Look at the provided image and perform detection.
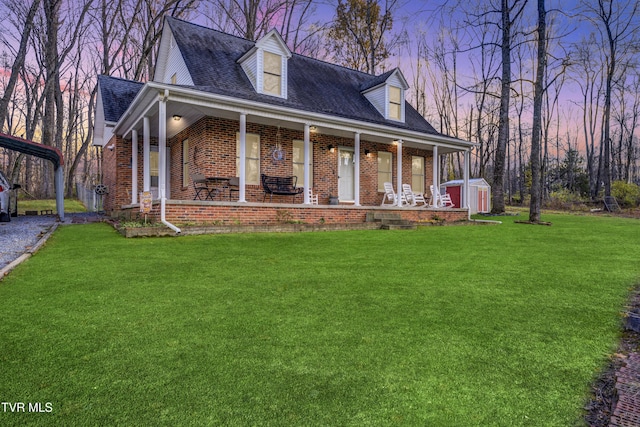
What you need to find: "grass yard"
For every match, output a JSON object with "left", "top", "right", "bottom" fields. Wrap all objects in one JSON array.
[
  {"left": 17, "top": 198, "right": 86, "bottom": 215},
  {"left": 0, "top": 214, "right": 639, "bottom": 426}
]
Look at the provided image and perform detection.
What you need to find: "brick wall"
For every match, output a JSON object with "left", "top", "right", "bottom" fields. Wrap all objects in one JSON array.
[
  {"left": 130, "top": 202, "right": 467, "bottom": 226},
  {"left": 159, "top": 116, "right": 436, "bottom": 205}
]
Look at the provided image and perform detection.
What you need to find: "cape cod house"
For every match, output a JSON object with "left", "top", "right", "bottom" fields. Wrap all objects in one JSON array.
[{"left": 94, "top": 17, "right": 474, "bottom": 232}]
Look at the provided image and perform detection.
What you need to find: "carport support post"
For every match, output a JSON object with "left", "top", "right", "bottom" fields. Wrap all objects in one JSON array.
[{"left": 55, "top": 166, "right": 64, "bottom": 221}]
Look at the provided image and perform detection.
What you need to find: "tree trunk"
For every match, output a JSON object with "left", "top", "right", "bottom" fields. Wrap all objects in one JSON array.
[
  {"left": 492, "top": 0, "right": 512, "bottom": 214},
  {"left": 529, "top": 0, "right": 546, "bottom": 223}
]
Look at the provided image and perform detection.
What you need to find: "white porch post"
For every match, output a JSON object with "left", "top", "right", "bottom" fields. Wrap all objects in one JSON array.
[
  {"left": 143, "top": 116, "right": 150, "bottom": 192},
  {"left": 432, "top": 145, "right": 439, "bottom": 207},
  {"left": 158, "top": 98, "right": 167, "bottom": 200},
  {"left": 396, "top": 139, "right": 403, "bottom": 206},
  {"left": 131, "top": 129, "right": 138, "bottom": 204},
  {"left": 354, "top": 132, "right": 360, "bottom": 206},
  {"left": 238, "top": 113, "right": 247, "bottom": 202},
  {"left": 463, "top": 149, "right": 470, "bottom": 209},
  {"left": 303, "top": 124, "right": 310, "bottom": 204}
]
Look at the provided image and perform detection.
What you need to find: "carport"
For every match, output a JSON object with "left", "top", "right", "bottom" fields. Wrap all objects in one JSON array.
[{"left": 0, "top": 133, "right": 65, "bottom": 221}]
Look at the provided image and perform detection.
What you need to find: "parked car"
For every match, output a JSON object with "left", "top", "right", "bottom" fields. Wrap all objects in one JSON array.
[{"left": 0, "top": 170, "right": 11, "bottom": 222}]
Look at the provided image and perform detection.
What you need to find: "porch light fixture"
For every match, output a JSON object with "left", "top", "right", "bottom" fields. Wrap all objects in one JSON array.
[
  {"left": 173, "top": 115, "right": 182, "bottom": 121},
  {"left": 328, "top": 144, "right": 335, "bottom": 153},
  {"left": 309, "top": 125, "right": 318, "bottom": 132},
  {"left": 364, "top": 149, "right": 371, "bottom": 157}
]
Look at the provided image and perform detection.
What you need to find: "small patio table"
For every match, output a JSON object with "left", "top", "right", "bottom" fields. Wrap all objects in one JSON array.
[{"left": 206, "top": 177, "right": 230, "bottom": 200}]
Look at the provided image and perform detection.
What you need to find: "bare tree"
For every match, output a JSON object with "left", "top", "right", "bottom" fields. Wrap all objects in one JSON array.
[
  {"left": 582, "top": 0, "right": 640, "bottom": 197},
  {"left": 327, "top": 0, "right": 398, "bottom": 74},
  {"left": 528, "top": 0, "right": 545, "bottom": 223},
  {"left": 0, "top": 0, "right": 41, "bottom": 132}
]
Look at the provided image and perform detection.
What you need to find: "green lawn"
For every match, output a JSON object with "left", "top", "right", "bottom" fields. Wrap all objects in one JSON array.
[
  {"left": 17, "top": 198, "right": 86, "bottom": 215},
  {"left": 0, "top": 214, "right": 639, "bottom": 426}
]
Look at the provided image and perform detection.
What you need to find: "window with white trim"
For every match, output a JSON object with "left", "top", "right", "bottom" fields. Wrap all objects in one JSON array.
[
  {"left": 236, "top": 133, "right": 260, "bottom": 185},
  {"left": 411, "top": 156, "right": 425, "bottom": 194},
  {"left": 377, "top": 151, "right": 392, "bottom": 191},
  {"left": 293, "top": 140, "right": 313, "bottom": 188},
  {"left": 263, "top": 51, "right": 282, "bottom": 96},
  {"left": 182, "top": 139, "right": 189, "bottom": 187},
  {"left": 150, "top": 147, "right": 159, "bottom": 187},
  {"left": 389, "top": 86, "right": 402, "bottom": 120}
]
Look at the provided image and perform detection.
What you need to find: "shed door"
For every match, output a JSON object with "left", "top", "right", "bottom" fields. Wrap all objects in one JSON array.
[
  {"left": 478, "top": 187, "right": 489, "bottom": 212},
  {"left": 447, "top": 185, "right": 461, "bottom": 208}
]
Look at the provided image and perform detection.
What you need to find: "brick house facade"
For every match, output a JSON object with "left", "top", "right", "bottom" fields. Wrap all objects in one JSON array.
[{"left": 94, "top": 17, "right": 473, "bottom": 229}]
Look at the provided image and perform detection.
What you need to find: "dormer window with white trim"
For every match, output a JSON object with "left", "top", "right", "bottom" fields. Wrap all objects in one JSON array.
[
  {"left": 388, "top": 86, "right": 402, "bottom": 121},
  {"left": 263, "top": 51, "right": 282, "bottom": 96},
  {"left": 362, "top": 68, "right": 409, "bottom": 123},
  {"left": 238, "top": 29, "right": 292, "bottom": 99}
]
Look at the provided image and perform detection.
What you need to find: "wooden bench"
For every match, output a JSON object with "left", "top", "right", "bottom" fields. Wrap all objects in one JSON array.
[{"left": 261, "top": 174, "right": 304, "bottom": 202}]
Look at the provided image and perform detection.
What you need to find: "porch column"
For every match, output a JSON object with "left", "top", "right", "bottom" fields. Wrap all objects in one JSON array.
[
  {"left": 354, "top": 132, "right": 360, "bottom": 206},
  {"left": 238, "top": 112, "right": 247, "bottom": 202},
  {"left": 463, "top": 149, "right": 470, "bottom": 209},
  {"left": 143, "top": 116, "right": 150, "bottom": 192},
  {"left": 396, "top": 139, "right": 403, "bottom": 207},
  {"left": 158, "top": 97, "right": 167, "bottom": 200},
  {"left": 131, "top": 129, "right": 138, "bottom": 204},
  {"left": 432, "top": 145, "right": 439, "bottom": 207},
  {"left": 303, "top": 124, "right": 310, "bottom": 204}
]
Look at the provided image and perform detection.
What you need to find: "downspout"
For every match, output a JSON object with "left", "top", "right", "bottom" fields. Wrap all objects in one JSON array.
[
  {"left": 161, "top": 198, "right": 180, "bottom": 233},
  {"left": 158, "top": 89, "right": 181, "bottom": 234}
]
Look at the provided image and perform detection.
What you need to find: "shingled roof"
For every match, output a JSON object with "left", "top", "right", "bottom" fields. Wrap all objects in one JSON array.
[
  {"left": 165, "top": 17, "right": 441, "bottom": 136},
  {"left": 98, "top": 75, "right": 144, "bottom": 123}
]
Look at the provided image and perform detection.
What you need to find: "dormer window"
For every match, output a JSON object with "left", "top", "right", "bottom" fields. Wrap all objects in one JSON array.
[
  {"left": 388, "top": 86, "right": 402, "bottom": 120},
  {"left": 361, "top": 68, "right": 409, "bottom": 123},
  {"left": 238, "top": 29, "right": 292, "bottom": 99},
  {"left": 263, "top": 51, "right": 282, "bottom": 96}
]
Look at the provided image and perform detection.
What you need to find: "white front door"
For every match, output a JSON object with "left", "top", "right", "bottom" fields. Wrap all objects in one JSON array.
[{"left": 338, "top": 148, "right": 354, "bottom": 201}]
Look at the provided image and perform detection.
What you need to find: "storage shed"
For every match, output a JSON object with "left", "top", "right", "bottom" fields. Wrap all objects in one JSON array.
[{"left": 441, "top": 178, "right": 491, "bottom": 214}]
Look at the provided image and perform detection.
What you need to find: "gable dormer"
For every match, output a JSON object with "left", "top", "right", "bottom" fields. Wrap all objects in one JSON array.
[
  {"left": 362, "top": 68, "right": 409, "bottom": 122},
  {"left": 154, "top": 20, "right": 195, "bottom": 86},
  {"left": 238, "top": 29, "right": 292, "bottom": 99}
]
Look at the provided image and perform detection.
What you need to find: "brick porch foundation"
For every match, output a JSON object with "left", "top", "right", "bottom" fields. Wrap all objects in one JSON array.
[{"left": 116, "top": 200, "right": 468, "bottom": 226}]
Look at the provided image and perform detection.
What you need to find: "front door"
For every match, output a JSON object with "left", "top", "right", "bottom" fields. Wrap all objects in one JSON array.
[{"left": 338, "top": 148, "right": 354, "bottom": 201}]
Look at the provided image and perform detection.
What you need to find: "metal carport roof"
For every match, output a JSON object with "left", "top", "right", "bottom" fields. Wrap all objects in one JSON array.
[{"left": 0, "top": 132, "right": 65, "bottom": 221}]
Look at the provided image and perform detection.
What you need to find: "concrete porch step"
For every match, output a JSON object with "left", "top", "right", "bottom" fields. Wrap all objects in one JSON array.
[
  {"left": 366, "top": 211, "right": 403, "bottom": 222},
  {"left": 367, "top": 211, "right": 416, "bottom": 230},
  {"left": 380, "top": 223, "right": 417, "bottom": 230}
]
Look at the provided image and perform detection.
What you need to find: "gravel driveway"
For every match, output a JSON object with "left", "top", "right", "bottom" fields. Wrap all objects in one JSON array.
[
  {"left": 0, "top": 216, "right": 58, "bottom": 270},
  {"left": 0, "top": 213, "right": 104, "bottom": 272}
]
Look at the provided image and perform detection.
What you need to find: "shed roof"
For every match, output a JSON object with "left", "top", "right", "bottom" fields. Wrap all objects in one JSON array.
[{"left": 442, "top": 178, "right": 490, "bottom": 187}]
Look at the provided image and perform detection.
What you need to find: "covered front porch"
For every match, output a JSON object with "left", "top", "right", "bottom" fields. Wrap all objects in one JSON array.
[{"left": 104, "top": 83, "right": 474, "bottom": 232}]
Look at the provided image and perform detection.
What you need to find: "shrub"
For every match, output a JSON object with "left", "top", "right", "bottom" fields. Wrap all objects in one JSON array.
[{"left": 611, "top": 181, "right": 640, "bottom": 207}]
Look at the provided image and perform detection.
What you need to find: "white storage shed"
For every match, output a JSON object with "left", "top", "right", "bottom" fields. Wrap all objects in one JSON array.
[{"left": 441, "top": 178, "right": 491, "bottom": 214}]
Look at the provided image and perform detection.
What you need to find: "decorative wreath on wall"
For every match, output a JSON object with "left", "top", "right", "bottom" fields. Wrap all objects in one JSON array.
[{"left": 270, "top": 126, "right": 285, "bottom": 163}]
